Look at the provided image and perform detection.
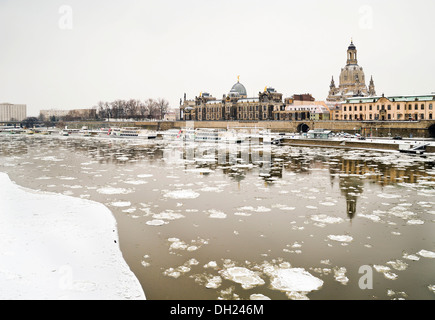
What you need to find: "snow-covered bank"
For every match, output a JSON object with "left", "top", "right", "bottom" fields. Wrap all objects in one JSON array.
[{"left": 0, "top": 172, "right": 145, "bottom": 300}]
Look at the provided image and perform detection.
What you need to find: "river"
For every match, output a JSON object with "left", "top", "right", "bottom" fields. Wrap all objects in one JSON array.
[{"left": 0, "top": 133, "right": 434, "bottom": 300}]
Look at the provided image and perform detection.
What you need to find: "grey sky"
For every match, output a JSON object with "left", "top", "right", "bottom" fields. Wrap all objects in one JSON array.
[{"left": 1, "top": 0, "right": 434, "bottom": 116}]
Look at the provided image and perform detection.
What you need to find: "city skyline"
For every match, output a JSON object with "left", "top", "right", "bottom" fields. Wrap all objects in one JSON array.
[{"left": 1, "top": 0, "right": 434, "bottom": 116}]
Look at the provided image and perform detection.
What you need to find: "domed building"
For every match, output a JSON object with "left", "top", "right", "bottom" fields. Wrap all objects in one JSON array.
[
  {"left": 228, "top": 77, "right": 247, "bottom": 98},
  {"left": 327, "top": 40, "right": 376, "bottom": 102}
]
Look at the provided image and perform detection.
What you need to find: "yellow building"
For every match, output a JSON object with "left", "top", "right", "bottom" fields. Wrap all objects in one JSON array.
[{"left": 341, "top": 94, "right": 435, "bottom": 121}]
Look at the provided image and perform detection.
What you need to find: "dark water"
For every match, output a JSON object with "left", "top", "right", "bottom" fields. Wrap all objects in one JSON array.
[{"left": 1, "top": 134, "right": 434, "bottom": 300}]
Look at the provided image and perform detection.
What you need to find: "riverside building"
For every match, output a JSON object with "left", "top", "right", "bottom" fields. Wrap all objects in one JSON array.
[
  {"left": 0, "top": 103, "right": 27, "bottom": 122},
  {"left": 180, "top": 77, "right": 326, "bottom": 122},
  {"left": 341, "top": 94, "right": 435, "bottom": 121}
]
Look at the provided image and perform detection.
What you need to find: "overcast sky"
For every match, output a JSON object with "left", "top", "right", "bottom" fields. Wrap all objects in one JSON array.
[{"left": 1, "top": 0, "right": 434, "bottom": 116}]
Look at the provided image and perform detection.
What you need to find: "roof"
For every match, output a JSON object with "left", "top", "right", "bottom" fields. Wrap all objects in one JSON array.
[
  {"left": 344, "top": 94, "right": 435, "bottom": 104},
  {"left": 230, "top": 81, "right": 247, "bottom": 96}
]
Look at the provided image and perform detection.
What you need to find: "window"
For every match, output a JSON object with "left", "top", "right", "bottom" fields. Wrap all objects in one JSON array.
[
  {"left": 409, "top": 104, "right": 412, "bottom": 110},
  {"left": 360, "top": 106, "right": 363, "bottom": 111},
  {"left": 369, "top": 105, "right": 372, "bottom": 111},
  {"left": 344, "top": 106, "right": 347, "bottom": 111},
  {"left": 397, "top": 104, "right": 400, "bottom": 110},
  {"left": 421, "top": 104, "right": 425, "bottom": 110},
  {"left": 397, "top": 114, "right": 402, "bottom": 120},
  {"left": 430, "top": 113, "right": 433, "bottom": 120},
  {"left": 420, "top": 114, "right": 424, "bottom": 120},
  {"left": 349, "top": 114, "right": 352, "bottom": 120},
  {"left": 377, "top": 105, "right": 380, "bottom": 111},
  {"left": 369, "top": 114, "right": 372, "bottom": 120},
  {"left": 429, "top": 104, "right": 433, "bottom": 110},
  {"left": 388, "top": 114, "right": 391, "bottom": 120},
  {"left": 415, "top": 104, "right": 418, "bottom": 110},
  {"left": 354, "top": 106, "right": 357, "bottom": 111},
  {"left": 387, "top": 105, "right": 391, "bottom": 110}
]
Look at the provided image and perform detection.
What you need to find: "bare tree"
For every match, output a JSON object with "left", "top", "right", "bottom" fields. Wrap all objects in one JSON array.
[
  {"left": 156, "top": 98, "right": 169, "bottom": 120},
  {"left": 139, "top": 101, "right": 148, "bottom": 120}
]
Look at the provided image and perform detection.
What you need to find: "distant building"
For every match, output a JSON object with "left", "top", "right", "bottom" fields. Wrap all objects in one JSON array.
[
  {"left": 340, "top": 94, "right": 435, "bottom": 121},
  {"left": 327, "top": 40, "right": 376, "bottom": 102},
  {"left": 40, "top": 109, "right": 70, "bottom": 119},
  {"left": 180, "top": 78, "right": 282, "bottom": 121},
  {"left": 40, "top": 108, "right": 96, "bottom": 120},
  {"left": 180, "top": 77, "right": 325, "bottom": 122},
  {"left": 0, "top": 103, "right": 27, "bottom": 122}
]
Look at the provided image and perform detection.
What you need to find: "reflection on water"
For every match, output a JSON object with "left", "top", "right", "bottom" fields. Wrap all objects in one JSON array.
[{"left": 1, "top": 134, "right": 435, "bottom": 300}]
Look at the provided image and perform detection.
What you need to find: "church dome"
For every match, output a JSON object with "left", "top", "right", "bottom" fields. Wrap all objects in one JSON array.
[
  {"left": 348, "top": 40, "right": 356, "bottom": 50},
  {"left": 230, "top": 81, "right": 247, "bottom": 97}
]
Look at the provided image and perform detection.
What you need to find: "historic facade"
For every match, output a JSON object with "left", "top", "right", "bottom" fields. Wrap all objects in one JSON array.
[
  {"left": 327, "top": 40, "right": 376, "bottom": 102},
  {"left": 341, "top": 94, "right": 435, "bottom": 121},
  {"left": 179, "top": 78, "right": 328, "bottom": 122},
  {"left": 180, "top": 78, "right": 282, "bottom": 121}
]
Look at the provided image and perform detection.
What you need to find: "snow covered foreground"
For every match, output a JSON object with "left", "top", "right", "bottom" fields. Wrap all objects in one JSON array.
[{"left": 0, "top": 172, "right": 145, "bottom": 300}]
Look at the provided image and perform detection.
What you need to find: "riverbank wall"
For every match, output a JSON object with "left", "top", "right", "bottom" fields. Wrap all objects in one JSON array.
[{"left": 63, "top": 119, "right": 435, "bottom": 138}]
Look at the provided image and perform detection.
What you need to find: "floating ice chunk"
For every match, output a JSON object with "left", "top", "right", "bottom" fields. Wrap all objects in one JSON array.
[
  {"left": 268, "top": 268, "right": 323, "bottom": 296},
  {"left": 204, "top": 261, "right": 218, "bottom": 269},
  {"left": 205, "top": 276, "right": 222, "bottom": 289},
  {"left": 124, "top": 180, "right": 148, "bottom": 185},
  {"left": 418, "top": 250, "right": 435, "bottom": 258},
  {"left": 145, "top": 219, "right": 166, "bottom": 226},
  {"left": 164, "top": 190, "right": 200, "bottom": 199},
  {"left": 152, "top": 211, "right": 185, "bottom": 220},
  {"left": 358, "top": 213, "right": 381, "bottom": 222},
  {"left": 250, "top": 294, "right": 271, "bottom": 300},
  {"left": 208, "top": 210, "right": 227, "bottom": 219},
  {"left": 333, "top": 267, "right": 349, "bottom": 285},
  {"left": 58, "top": 176, "right": 77, "bottom": 181},
  {"left": 220, "top": 267, "right": 265, "bottom": 290},
  {"left": 320, "top": 202, "right": 336, "bottom": 206},
  {"left": 137, "top": 174, "right": 153, "bottom": 178},
  {"left": 386, "top": 260, "right": 408, "bottom": 271},
  {"left": 377, "top": 193, "right": 401, "bottom": 199},
  {"left": 35, "top": 176, "right": 52, "bottom": 180},
  {"left": 402, "top": 253, "right": 420, "bottom": 261},
  {"left": 407, "top": 219, "right": 424, "bottom": 225},
  {"left": 306, "top": 205, "right": 317, "bottom": 210},
  {"left": 97, "top": 187, "right": 132, "bottom": 195},
  {"left": 40, "top": 156, "right": 63, "bottom": 162},
  {"left": 374, "top": 265, "right": 391, "bottom": 273},
  {"left": 110, "top": 201, "right": 131, "bottom": 207},
  {"left": 327, "top": 235, "right": 353, "bottom": 242},
  {"left": 200, "top": 186, "right": 223, "bottom": 192},
  {"left": 311, "top": 215, "right": 344, "bottom": 224}
]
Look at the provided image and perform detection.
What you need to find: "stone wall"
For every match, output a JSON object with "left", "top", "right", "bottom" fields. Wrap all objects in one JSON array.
[{"left": 62, "top": 119, "right": 435, "bottom": 138}]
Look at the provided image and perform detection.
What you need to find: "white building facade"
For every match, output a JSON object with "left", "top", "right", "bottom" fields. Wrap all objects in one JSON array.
[{"left": 0, "top": 103, "right": 27, "bottom": 122}]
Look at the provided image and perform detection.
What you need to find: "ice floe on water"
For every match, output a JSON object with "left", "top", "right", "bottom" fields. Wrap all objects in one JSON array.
[
  {"left": 418, "top": 249, "right": 435, "bottom": 258},
  {"left": 97, "top": 186, "right": 133, "bottom": 195},
  {"left": 311, "top": 214, "right": 344, "bottom": 225},
  {"left": 167, "top": 237, "right": 209, "bottom": 253},
  {"left": 207, "top": 209, "right": 227, "bottom": 219},
  {"left": 327, "top": 235, "right": 353, "bottom": 243},
  {"left": 110, "top": 201, "right": 131, "bottom": 207},
  {"left": 220, "top": 267, "right": 265, "bottom": 290},
  {"left": 264, "top": 264, "right": 324, "bottom": 300},
  {"left": 164, "top": 189, "right": 200, "bottom": 199},
  {"left": 146, "top": 219, "right": 166, "bottom": 226}
]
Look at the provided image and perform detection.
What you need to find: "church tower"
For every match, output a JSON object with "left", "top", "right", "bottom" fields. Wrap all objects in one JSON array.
[
  {"left": 327, "top": 40, "right": 376, "bottom": 102},
  {"left": 346, "top": 40, "right": 358, "bottom": 65},
  {"left": 368, "top": 75, "right": 376, "bottom": 96}
]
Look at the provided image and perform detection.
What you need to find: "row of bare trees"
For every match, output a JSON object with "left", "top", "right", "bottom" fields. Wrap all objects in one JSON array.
[{"left": 95, "top": 98, "right": 169, "bottom": 121}]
